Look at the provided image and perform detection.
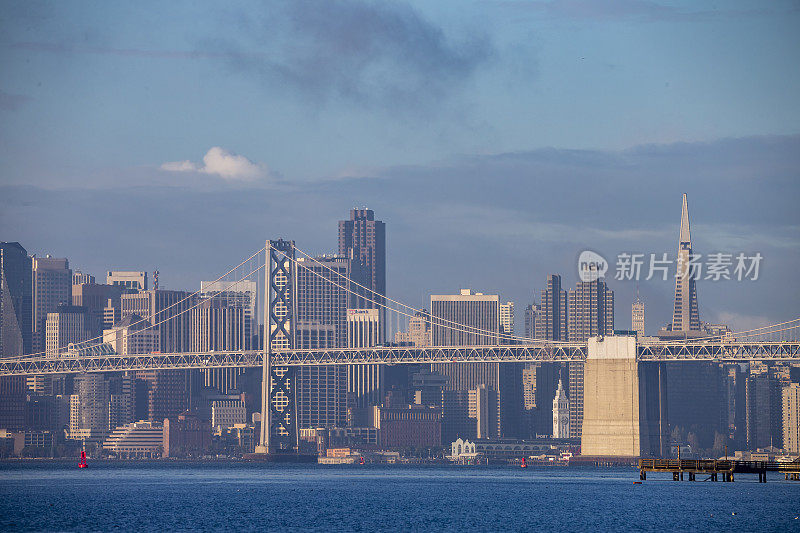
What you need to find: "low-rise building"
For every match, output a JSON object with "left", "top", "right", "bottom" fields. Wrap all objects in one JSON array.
[{"left": 103, "top": 420, "right": 164, "bottom": 458}]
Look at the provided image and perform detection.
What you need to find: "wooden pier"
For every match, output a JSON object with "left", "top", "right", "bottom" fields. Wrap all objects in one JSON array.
[{"left": 639, "top": 458, "right": 800, "bottom": 483}]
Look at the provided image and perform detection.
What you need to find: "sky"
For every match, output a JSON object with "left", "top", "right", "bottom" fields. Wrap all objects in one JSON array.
[{"left": 1, "top": 0, "right": 799, "bottom": 335}]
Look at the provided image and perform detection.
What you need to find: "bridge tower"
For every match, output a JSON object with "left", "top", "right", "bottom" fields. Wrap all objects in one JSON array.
[
  {"left": 256, "top": 239, "right": 299, "bottom": 454},
  {"left": 581, "top": 336, "right": 668, "bottom": 457}
]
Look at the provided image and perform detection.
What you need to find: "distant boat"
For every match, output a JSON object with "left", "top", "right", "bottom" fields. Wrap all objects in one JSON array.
[
  {"left": 78, "top": 451, "right": 88, "bottom": 469},
  {"left": 520, "top": 457, "right": 528, "bottom": 469}
]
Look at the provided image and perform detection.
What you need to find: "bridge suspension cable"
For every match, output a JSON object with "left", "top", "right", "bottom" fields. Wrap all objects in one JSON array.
[
  {"left": 286, "top": 243, "right": 560, "bottom": 345},
  {"left": 11, "top": 245, "right": 266, "bottom": 360}
]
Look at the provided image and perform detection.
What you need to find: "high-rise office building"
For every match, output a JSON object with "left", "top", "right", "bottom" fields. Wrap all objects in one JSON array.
[
  {"left": 567, "top": 279, "right": 614, "bottom": 438},
  {"left": 190, "top": 296, "right": 250, "bottom": 394},
  {"left": 338, "top": 209, "right": 386, "bottom": 333},
  {"left": 70, "top": 373, "right": 110, "bottom": 437},
  {"left": 746, "top": 367, "right": 782, "bottom": 450},
  {"left": 107, "top": 373, "right": 135, "bottom": 432},
  {"left": 406, "top": 310, "right": 430, "bottom": 347},
  {"left": 103, "top": 314, "right": 160, "bottom": 355},
  {"left": 121, "top": 290, "right": 193, "bottom": 353},
  {"left": 783, "top": 383, "right": 800, "bottom": 454},
  {"left": 670, "top": 194, "right": 700, "bottom": 333},
  {"left": 32, "top": 256, "right": 72, "bottom": 354},
  {"left": 72, "top": 283, "right": 126, "bottom": 338},
  {"left": 107, "top": 271, "right": 148, "bottom": 291},
  {"left": 500, "top": 302, "right": 514, "bottom": 337},
  {"left": 430, "top": 290, "right": 522, "bottom": 439},
  {"left": 632, "top": 296, "right": 645, "bottom": 337},
  {"left": 45, "top": 305, "right": 91, "bottom": 358},
  {"left": 0, "top": 242, "right": 32, "bottom": 357},
  {"left": 72, "top": 271, "right": 95, "bottom": 285},
  {"left": 199, "top": 280, "right": 257, "bottom": 341},
  {"left": 534, "top": 275, "right": 567, "bottom": 341},
  {"left": 347, "top": 308, "right": 383, "bottom": 407},
  {"left": 295, "top": 255, "right": 362, "bottom": 428},
  {"left": 523, "top": 303, "right": 538, "bottom": 339},
  {"left": 522, "top": 365, "right": 536, "bottom": 411},
  {"left": 135, "top": 370, "right": 189, "bottom": 422},
  {"left": 431, "top": 290, "right": 500, "bottom": 346}
]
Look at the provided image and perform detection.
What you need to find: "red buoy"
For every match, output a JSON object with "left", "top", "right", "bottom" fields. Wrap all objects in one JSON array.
[
  {"left": 520, "top": 457, "right": 528, "bottom": 468},
  {"left": 78, "top": 451, "right": 88, "bottom": 469}
]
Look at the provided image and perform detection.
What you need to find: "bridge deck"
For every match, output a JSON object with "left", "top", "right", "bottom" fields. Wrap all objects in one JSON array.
[{"left": 0, "top": 342, "right": 798, "bottom": 376}]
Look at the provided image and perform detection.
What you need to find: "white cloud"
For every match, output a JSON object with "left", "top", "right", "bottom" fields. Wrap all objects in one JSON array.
[
  {"left": 160, "top": 160, "right": 197, "bottom": 172},
  {"left": 160, "top": 147, "right": 269, "bottom": 181}
]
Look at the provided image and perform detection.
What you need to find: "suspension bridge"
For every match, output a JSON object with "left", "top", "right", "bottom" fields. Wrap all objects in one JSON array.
[{"left": 1, "top": 240, "right": 798, "bottom": 456}]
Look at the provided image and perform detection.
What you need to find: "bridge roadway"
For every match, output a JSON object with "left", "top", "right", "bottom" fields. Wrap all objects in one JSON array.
[{"left": 0, "top": 341, "right": 798, "bottom": 376}]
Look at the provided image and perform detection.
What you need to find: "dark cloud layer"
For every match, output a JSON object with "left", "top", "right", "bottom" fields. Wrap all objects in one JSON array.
[
  {"left": 203, "top": 0, "right": 493, "bottom": 109},
  {"left": 1, "top": 135, "right": 798, "bottom": 334}
]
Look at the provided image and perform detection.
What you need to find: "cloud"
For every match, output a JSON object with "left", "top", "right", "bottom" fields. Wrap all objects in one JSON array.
[
  {"left": 160, "top": 147, "right": 269, "bottom": 181},
  {"left": 202, "top": 0, "right": 493, "bottom": 109}
]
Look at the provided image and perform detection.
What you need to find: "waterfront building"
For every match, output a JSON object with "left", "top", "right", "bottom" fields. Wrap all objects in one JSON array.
[
  {"left": 32, "top": 256, "right": 71, "bottom": 354},
  {"left": 211, "top": 399, "right": 247, "bottom": 429},
  {"left": 373, "top": 404, "right": 442, "bottom": 449},
  {"left": 103, "top": 420, "right": 163, "bottom": 458},
  {"left": 107, "top": 271, "right": 148, "bottom": 291},
  {"left": 746, "top": 367, "right": 783, "bottom": 450},
  {"left": 783, "top": 383, "right": 800, "bottom": 454},
  {"left": 552, "top": 379, "right": 570, "bottom": 439},
  {"left": 163, "top": 411, "right": 211, "bottom": 458}
]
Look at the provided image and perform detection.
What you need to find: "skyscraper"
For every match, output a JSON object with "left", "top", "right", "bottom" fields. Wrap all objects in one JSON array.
[
  {"left": 499, "top": 302, "right": 514, "bottom": 337},
  {"left": 631, "top": 295, "right": 645, "bottom": 337},
  {"left": 534, "top": 275, "right": 567, "bottom": 341},
  {"left": 567, "top": 279, "right": 614, "bottom": 438},
  {"left": 45, "top": 305, "right": 92, "bottom": 358},
  {"left": 0, "top": 243, "right": 31, "bottom": 430},
  {"left": 295, "top": 255, "right": 361, "bottom": 427},
  {"left": 32, "top": 256, "right": 72, "bottom": 354},
  {"left": 0, "top": 242, "right": 32, "bottom": 357},
  {"left": 107, "top": 271, "right": 148, "bottom": 291},
  {"left": 431, "top": 289, "right": 523, "bottom": 439},
  {"left": 121, "top": 289, "right": 194, "bottom": 353},
  {"left": 338, "top": 208, "right": 386, "bottom": 337},
  {"left": 523, "top": 303, "right": 538, "bottom": 339},
  {"left": 671, "top": 193, "right": 700, "bottom": 333},
  {"left": 783, "top": 383, "right": 800, "bottom": 454}
]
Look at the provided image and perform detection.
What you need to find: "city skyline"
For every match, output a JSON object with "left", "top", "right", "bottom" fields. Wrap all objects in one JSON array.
[{"left": 2, "top": 2, "right": 799, "bottom": 335}]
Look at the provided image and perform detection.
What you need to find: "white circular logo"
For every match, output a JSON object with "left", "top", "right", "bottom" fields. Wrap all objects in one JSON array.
[{"left": 578, "top": 250, "right": 608, "bottom": 282}]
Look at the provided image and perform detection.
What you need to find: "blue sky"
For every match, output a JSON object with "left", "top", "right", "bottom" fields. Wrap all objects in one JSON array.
[{"left": 1, "top": 0, "right": 799, "bottom": 334}]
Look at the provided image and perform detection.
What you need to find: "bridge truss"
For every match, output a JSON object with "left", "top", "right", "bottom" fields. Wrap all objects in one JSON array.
[{"left": 2, "top": 341, "right": 799, "bottom": 377}]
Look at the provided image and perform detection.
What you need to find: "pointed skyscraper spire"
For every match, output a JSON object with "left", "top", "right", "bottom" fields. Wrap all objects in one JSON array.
[
  {"left": 671, "top": 193, "right": 700, "bottom": 332},
  {"left": 679, "top": 193, "right": 691, "bottom": 244}
]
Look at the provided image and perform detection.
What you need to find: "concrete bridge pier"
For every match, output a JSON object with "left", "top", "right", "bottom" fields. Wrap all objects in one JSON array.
[{"left": 581, "top": 336, "right": 668, "bottom": 458}]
